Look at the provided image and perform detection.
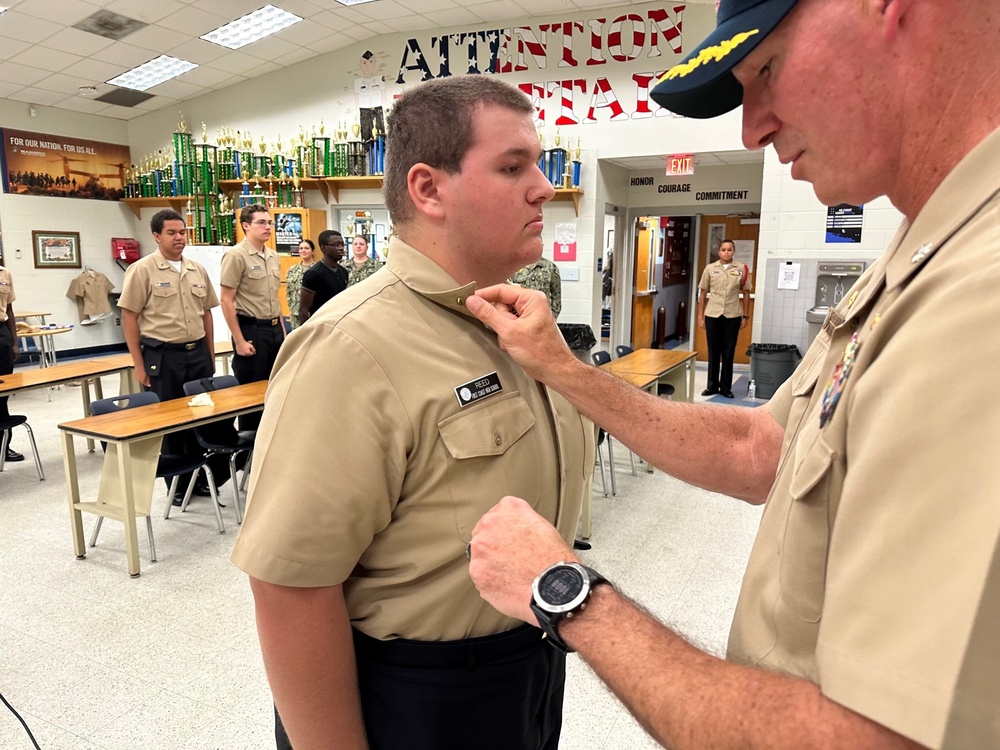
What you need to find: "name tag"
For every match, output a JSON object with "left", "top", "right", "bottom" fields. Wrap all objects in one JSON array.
[
  {"left": 191, "top": 282, "right": 206, "bottom": 288},
  {"left": 155, "top": 281, "right": 171, "bottom": 288},
  {"left": 250, "top": 264, "right": 262, "bottom": 270},
  {"left": 454, "top": 372, "right": 503, "bottom": 408}
]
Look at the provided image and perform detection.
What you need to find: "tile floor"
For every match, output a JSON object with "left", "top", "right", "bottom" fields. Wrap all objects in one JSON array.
[{"left": 0, "top": 360, "right": 763, "bottom": 750}]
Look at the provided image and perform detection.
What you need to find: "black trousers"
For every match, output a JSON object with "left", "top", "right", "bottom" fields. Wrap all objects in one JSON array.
[
  {"left": 275, "top": 625, "right": 566, "bottom": 750},
  {"left": 0, "top": 326, "right": 13, "bottom": 431},
  {"left": 141, "top": 340, "right": 229, "bottom": 487},
  {"left": 705, "top": 315, "right": 742, "bottom": 392},
  {"left": 232, "top": 317, "right": 283, "bottom": 431}
]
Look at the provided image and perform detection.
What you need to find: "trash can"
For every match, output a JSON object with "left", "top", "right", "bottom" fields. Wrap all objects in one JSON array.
[
  {"left": 558, "top": 323, "right": 597, "bottom": 363},
  {"left": 746, "top": 344, "right": 802, "bottom": 399}
]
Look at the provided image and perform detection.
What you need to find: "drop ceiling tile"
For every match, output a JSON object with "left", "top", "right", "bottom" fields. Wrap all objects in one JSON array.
[
  {"left": 273, "top": 19, "right": 334, "bottom": 47},
  {"left": 131, "top": 94, "right": 177, "bottom": 110},
  {"left": 0, "top": 36, "right": 32, "bottom": 62},
  {"left": 53, "top": 95, "right": 111, "bottom": 114},
  {"left": 339, "top": 24, "right": 372, "bottom": 42},
  {"left": 171, "top": 64, "right": 236, "bottom": 88},
  {"left": 63, "top": 57, "right": 125, "bottom": 83},
  {"left": 193, "top": 0, "right": 261, "bottom": 22},
  {"left": 408, "top": 0, "right": 464, "bottom": 11},
  {"left": 39, "top": 27, "right": 115, "bottom": 57},
  {"left": 468, "top": 1, "right": 532, "bottom": 21},
  {"left": 154, "top": 5, "right": 229, "bottom": 36},
  {"left": 145, "top": 78, "right": 204, "bottom": 100},
  {"left": 33, "top": 72, "right": 95, "bottom": 96},
  {"left": 423, "top": 7, "right": 485, "bottom": 26},
  {"left": 311, "top": 8, "right": 372, "bottom": 28},
  {"left": 273, "top": 0, "right": 326, "bottom": 17},
  {"left": 0, "top": 61, "right": 52, "bottom": 87},
  {"left": 305, "top": 33, "right": 356, "bottom": 55},
  {"left": 0, "top": 80, "right": 25, "bottom": 98},
  {"left": 167, "top": 38, "right": 231, "bottom": 65},
  {"left": 350, "top": 1, "right": 414, "bottom": 21},
  {"left": 203, "top": 50, "right": 261, "bottom": 75},
  {"left": 102, "top": 0, "right": 187, "bottom": 24},
  {"left": 119, "top": 23, "right": 189, "bottom": 53},
  {"left": 239, "top": 35, "right": 301, "bottom": 62},
  {"left": 277, "top": 46, "right": 316, "bottom": 67},
  {"left": 382, "top": 15, "right": 441, "bottom": 33},
  {"left": 8, "top": 47, "right": 84, "bottom": 74},
  {"left": 0, "top": 10, "right": 63, "bottom": 43},
  {"left": 91, "top": 41, "right": 155, "bottom": 68},
  {"left": 96, "top": 102, "right": 149, "bottom": 119},
  {"left": 6, "top": 87, "right": 68, "bottom": 106},
  {"left": 13, "top": 0, "right": 97, "bottom": 26}
]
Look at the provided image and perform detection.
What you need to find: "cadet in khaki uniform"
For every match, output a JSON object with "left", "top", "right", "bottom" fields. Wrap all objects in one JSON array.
[
  {"left": 0, "top": 264, "right": 23, "bottom": 462},
  {"left": 696, "top": 239, "right": 749, "bottom": 398},
  {"left": 219, "top": 203, "right": 283, "bottom": 430},
  {"left": 232, "top": 77, "right": 594, "bottom": 750},
  {"left": 464, "top": 0, "right": 1000, "bottom": 748},
  {"left": 119, "top": 209, "right": 221, "bottom": 498},
  {"left": 511, "top": 256, "right": 561, "bottom": 319}
]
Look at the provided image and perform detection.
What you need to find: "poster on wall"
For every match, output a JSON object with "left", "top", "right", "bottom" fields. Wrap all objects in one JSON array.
[
  {"left": 826, "top": 204, "right": 864, "bottom": 243},
  {"left": 553, "top": 222, "right": 577, "bottom": 262},
  {"left": 0, "top": 128, "right": 130, "bottom": 202},
  {"left": 273, "top": 212, "right": 303, "bottom": 254}
]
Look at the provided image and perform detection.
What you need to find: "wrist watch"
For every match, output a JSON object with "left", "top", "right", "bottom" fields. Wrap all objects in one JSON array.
[{"left": 530, "top": 562, "right": 610, "bottom": 652}]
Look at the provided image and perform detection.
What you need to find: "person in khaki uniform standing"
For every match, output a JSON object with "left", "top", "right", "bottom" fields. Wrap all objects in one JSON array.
[
  {"left": 463, "top": 0, "right": 1000, "bottom": 748},
  {"left": 231, "top": 77, "right": 594, "bottom": 750},
  {"left": 697, "top": 239, "right": 749, "bottom": 398},
  {"left": 119, "top": 209, "right": 223, "bottom": 500},
  {"left": 219, "top": 203, "right": 283, "bottom": 430},
  {"left": 0, "top": 263, "right": 23, "bottom": 462}
]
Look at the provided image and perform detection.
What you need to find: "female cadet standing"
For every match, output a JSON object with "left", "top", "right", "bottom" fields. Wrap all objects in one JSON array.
[
  {"left": 696, "top": 238, "right": 749, "bottom": 399},
  {"left": 285, "top": 238, "right": 315, "bottom": 329}
]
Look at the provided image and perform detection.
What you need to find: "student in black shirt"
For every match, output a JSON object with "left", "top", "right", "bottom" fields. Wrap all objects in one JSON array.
[{"left": 298, "top": 230, "right": 348, "bottom": 326}]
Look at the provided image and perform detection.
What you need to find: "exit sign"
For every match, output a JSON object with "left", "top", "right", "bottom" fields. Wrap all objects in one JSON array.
[{"left": 666, "top": 154, "right": 694, "bottom": 176}]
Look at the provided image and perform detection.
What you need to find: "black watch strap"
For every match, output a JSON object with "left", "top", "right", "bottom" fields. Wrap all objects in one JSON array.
[{"left": 531, "top": 564, "right": 609, "bottom": 653}]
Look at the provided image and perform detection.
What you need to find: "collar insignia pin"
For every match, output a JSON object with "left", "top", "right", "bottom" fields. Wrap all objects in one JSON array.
[{"left": 911, "top": 243, "right": 932, "bottom": 263}]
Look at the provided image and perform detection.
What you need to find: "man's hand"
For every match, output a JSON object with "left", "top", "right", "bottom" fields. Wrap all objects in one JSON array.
[
  {"left": 468, "top": 496, "right": 578, "bottom": 624},
  {"left": 135, "top": 365, "right": 151, "bottom": 388},
  {"left": 236, "top": 339, "right": 256, "bottom": 357},
  {"left": 698, "top": 316, "right": 706, "bottom": 330},
  {"left": 465, "top": 285, "right": 576, "bottom": 383},
  {"left": 739, "top": 317, "right": 748, "bottom": 330}
]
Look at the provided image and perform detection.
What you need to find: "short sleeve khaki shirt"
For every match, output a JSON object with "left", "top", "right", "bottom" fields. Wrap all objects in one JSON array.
[
  {"left": 117, "top": 250, "right": 218, "bottom": 343},
  {"left": 219, "top": 239, "right": 281, "bottom": 319},
  {"left": 699, "top": 260, "right": 746, "bottom": 318},
  {"left": 232, "top": 238, "right": 595, "bottom": 642},
  {"left": 731, "top": 126, "right": 1000, "bottom": 749},
  {"left": 0, "top": 266, "right": 14, "bottom": 321}
]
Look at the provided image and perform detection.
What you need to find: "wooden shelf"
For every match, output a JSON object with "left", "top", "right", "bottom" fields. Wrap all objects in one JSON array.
[
  {"left": 553, "top": 187, "right": 584, "bottom": 215},
  {"left": 219, "top": 177, "right": 332, "bottom": 202},
  {"left": 219, "top": 176, "right": 384, "bottom": 203},
  {"left": 120, "top": 196, "right": 189, "bottom": 218}
]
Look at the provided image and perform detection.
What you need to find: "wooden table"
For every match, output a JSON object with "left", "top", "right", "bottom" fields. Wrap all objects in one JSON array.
[
  {"left": 59, "top": 381, "right": 267, "bottom": 577},
  {"left": 601, "top": 349, "right": 697, "bottom": 402},
  {"left": 14, "top": 310, "right": 51, "bottom": 324},
  {"left": 1, "top": 357, "right": 136, "bottom": 452},
  {"left": 16, "top": 326, "right": 72, "bottom": 368}
]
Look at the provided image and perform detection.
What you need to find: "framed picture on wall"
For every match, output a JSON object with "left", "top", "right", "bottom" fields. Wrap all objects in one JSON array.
[{"left": 32, "top": 231, "right": 81, "bottom": 269}]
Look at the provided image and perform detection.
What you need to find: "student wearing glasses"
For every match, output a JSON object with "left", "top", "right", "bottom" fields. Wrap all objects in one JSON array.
[
  {"left": 297, "top": 230, "right": 348, "bottom": 326},
  {"left": 220, "top": 203, "right": 284, "bottom": 428}
]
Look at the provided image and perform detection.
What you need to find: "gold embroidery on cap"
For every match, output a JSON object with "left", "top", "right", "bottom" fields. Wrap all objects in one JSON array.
[{"left": 659, "top": 29, "right": 760, "bottom": 82}]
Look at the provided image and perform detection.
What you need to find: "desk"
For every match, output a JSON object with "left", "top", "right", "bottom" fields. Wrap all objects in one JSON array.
[
  {"left": 15, "top": 310, "right": 51, "bottom": 325},
  {"left": 16, "top": 326, "right": 72, "bottom": 368},
  {"left": 59, "top": 381, "right": 267, "bottom": 577},
  {"left": 601, "top": 349, "right": 697, "bottom": 402},
  {"left": 1, "top": 358, "right": 135, "bottom": 452}
]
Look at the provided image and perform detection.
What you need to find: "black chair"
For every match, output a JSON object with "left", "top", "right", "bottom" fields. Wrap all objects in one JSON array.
[
  {"left": 89, "top": 392, "right": 225, "bottom": 561},
  {"left": 615, "top": 345, "right": 634, "bottom": 358},
  {"left": 182, "top": 375, "right": 255, "bottom": 524},
  {"left": 0, "top": 415, "right": 43, "bottom": 480},
  {"left": 592, "top": 350, "right": 612, "bottom": 366}
]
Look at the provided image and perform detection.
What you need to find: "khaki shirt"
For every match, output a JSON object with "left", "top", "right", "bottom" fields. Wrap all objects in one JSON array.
[
  {"left": 232, "top": 238, "right": 595, "bottom": 641},
  {"left": 219, "top": 239, "right": 281, "bottom": 319},
  {"left": 0, "top": 266, "right": 14, "bottom": 321},
  {"left": 729, "top": 125, "right": 1000, "bottom": 749},
  {"left": 118, "top": 251, "right": 218, "bottom": 343},
  {"left": 699, "top": 260, "right": 746, "bottom": 318}
]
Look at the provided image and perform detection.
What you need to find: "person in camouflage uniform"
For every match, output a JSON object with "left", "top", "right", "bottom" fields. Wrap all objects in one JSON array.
[
  {"left": 340, "top": 235, "right": 383, "bottom": 287},
  {"left": 510, "top": 256, "right": 561, "bottom": 319},
  {"left": 286, "top": 239, "right": 316, "bottom": 330}
]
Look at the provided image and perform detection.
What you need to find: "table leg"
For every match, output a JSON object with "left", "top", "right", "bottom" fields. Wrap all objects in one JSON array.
[
  {"left": 62, "top": 432, "right": 86, "bottom": 560},
  {"left": 116, "top": 442, "right": 141, "bottom": 578},
  {"left": 686, "top": 359, "right": 695, "bottom": 403},
  {"left": 81, "top": 380, "right": 95, "bottom": 453}
]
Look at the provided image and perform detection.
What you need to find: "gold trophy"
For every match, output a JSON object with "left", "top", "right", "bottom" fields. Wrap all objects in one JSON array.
[{"left": 178, "top": 111, "right": 188, "bottom": 133}]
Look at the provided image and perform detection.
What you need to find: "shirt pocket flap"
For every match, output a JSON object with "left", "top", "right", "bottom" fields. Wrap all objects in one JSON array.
[
  {"left": 788, "top": 430, "right": 835, "bottom": 500},
  {"left": 438, "top": 393, "right": 535, "bottom": 459},
  {"left": 789, "top": 336, "right": 828, "bottom": 398}
]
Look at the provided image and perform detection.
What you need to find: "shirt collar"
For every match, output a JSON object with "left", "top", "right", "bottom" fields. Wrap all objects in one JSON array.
[
  {"left": 386, "top": 237, "right": 477, "bottom": 318},
  {"left": 885, "top": 124, "right": 1000, "bottom": 292},
  {"left": 152, "top": 249, "right": 195, "bottom": 272}
]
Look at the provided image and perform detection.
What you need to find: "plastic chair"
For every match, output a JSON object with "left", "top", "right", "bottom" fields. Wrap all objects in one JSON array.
[
  {"left": 615, "top": 345, "right": 634, "bottom": 358},
  {"left": 182, "top": 376, "right": 255, "bottom": 524},
  {"left": 592, "top": 350, "right": 611, "bottom": 366},
  {"left": 88, "top": 392, "right": 225, "bottom": 561},
  {"left": 0, "top": 415, "right": 44, "bottom": 480}
]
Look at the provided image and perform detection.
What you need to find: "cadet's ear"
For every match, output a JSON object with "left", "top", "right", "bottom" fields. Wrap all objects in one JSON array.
[
  {"left": 407, "top": 163, "right": 446, "bottom": 221},
  {"left": 879, "top": 0, "right": 912, "bottom": 42}
]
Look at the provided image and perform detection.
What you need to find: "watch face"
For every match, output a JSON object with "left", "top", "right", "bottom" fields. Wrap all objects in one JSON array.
[{"left": 539, "top": 566, "right": 584, "bottom": 606}]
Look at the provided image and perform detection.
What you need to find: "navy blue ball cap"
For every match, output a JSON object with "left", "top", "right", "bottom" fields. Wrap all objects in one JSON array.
[{"left": 651, "top": 0, "right": 799, "bottom": 119}]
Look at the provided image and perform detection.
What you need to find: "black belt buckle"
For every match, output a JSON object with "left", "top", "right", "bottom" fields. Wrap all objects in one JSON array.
[{"left": 184, "top": 341, "right": 198, "bottom": 351}]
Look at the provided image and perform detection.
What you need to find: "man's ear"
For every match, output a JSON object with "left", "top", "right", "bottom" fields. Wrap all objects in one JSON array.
[
  {"left": 879, "top": 0, "right": 912, "bottom": 42},
  {"left": 407, "top": 163, "right": 447, "bottom": 220}
]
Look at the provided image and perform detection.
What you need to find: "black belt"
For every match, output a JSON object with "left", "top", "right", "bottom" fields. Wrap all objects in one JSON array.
[
  {"left": 143, "top": 337, "right": 205, "bottom": 352},
  {"left": 237, "top": 313, "right": 280, "bottom": 326},
  {"left": 352, "top": 624, "right": 545, "bottom": 669}
]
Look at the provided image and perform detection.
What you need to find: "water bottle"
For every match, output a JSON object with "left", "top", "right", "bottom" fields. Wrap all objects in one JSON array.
[{"left": 748, "top": 380, "right": 756, "bottom": 400}]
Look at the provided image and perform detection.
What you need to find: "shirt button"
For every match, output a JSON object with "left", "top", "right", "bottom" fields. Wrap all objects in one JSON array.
[
  {"left": 457, "top": 297, "right": 465, "bottom": 306},
  {"left": 494, "top": 433, "right": 502, "bottom": 446}
]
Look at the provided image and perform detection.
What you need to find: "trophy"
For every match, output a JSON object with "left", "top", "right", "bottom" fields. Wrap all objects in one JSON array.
[
  {"left": 572, "top": 137, "right": 582, "bottom": 188},
  {"left": 293, "top": 175, "right": 303, "bottom": 207}
]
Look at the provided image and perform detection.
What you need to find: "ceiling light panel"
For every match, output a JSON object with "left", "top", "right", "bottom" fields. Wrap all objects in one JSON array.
[
  {"left": 336, "top": 0, "right": 379, "bottom": 5},
  {"left": 106, "top": 55, "right": 198, "bottom": 91},
  {"left": 200, "top": 5, "right": 303, "bottom": 50}
]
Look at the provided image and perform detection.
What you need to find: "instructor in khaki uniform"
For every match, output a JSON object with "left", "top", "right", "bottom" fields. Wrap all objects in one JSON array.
[
  {"left": 232, "top": 77, "right": 593, "bottom": 750},
  {"left": 119, "top": 209, "right": 222, "bottom": 499},
  {"left": 220, "top": 203, "right": 283, "bottom": 430},
  {"left": 464, "top": 0, "right": 1000, "bottom": 748}
]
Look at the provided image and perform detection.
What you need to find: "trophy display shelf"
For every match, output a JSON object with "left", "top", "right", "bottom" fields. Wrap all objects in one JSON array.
[
  {"left": 120, "top": 196, "right": 191, "bottom": 218},
  {"left": 553, "top": 187, "right": 584, "bottom": 215}
]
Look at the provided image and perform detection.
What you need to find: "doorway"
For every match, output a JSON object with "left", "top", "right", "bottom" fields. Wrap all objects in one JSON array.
[{"left": 692, "top": 214, "right": 760, "bottom": 365}]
